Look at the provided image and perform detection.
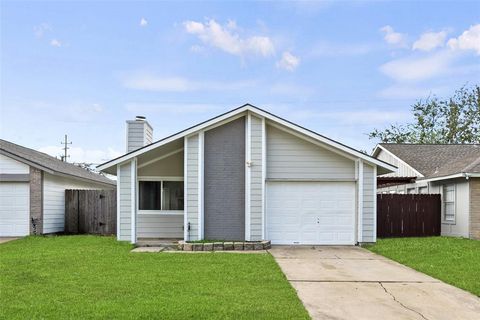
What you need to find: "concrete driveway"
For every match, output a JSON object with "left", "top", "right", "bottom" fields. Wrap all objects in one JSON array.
[{"left": 270, "top": 246, "right": 480, "bottom": 320}]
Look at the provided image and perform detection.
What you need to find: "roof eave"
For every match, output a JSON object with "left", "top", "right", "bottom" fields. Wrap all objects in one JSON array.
[{"left": 98, "top": 104, "right": 398, "bottom": 173}]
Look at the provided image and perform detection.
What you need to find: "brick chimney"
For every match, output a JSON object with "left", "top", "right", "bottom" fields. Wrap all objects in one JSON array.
[{"left": 126, "top": 116, "right": 153, "bottom": 152}]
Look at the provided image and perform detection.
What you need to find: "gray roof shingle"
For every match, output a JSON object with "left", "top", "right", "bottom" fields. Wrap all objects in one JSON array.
[
  {"left": 379, "top": 143, "right": 480, "bottom": 179},
  {"left": 1, "top": 139, "right": 115, "bottom": 185}
]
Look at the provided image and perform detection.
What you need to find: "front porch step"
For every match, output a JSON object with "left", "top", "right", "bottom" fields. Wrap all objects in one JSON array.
[{"left": 135, "top": 238, "right": 181, "bottom": 249}]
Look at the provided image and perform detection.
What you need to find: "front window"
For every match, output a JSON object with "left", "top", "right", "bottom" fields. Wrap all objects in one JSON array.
[
  {"left": 139, "top": 180, "right": 184, "bottom": 211},
  {"left": 443, "top": 184, "right": 455, "bottom": 222}
]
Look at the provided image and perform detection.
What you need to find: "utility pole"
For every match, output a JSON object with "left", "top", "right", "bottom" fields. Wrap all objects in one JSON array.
[{"left": 60, "top": 134, "right": 72, "bottom": 162}]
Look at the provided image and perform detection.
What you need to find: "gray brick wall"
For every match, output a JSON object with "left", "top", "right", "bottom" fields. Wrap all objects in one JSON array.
[
  {"left": 204, "top": 117, "right": 245, "bottom": 240},
  {"left": 29, "top": 167, "right": 43, "bottom": 234}
]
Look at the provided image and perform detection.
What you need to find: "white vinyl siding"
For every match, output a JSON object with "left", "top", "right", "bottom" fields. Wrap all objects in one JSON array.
[
  {"left": 362, "top": 163, "right": 375, "bottom": 242},
  {"left": 0, "top": 154, "right": 29, "bottom": 174},
  {"left": 376, "top": 149, "right": 420, "bottom": 178},
  {"left": 118, "top": 162, "right": 132, "bottom": 241},
  {"left": 137, "top": 214, "right": 183, "bottom": 238},
  {"left": 43, "top": 173, "right": 110, "bottom": 234},
  {"left": 0, "top": 182, "right": 30, "bottom": 236},
  {"left": 186, "top": 134, "right": 199, "bottom": 240},
  {"left": 249, "top": 115, "right": 263, "bottom": 240},
  {"left": 127, "top": 121, "right": 153, "bottom": 152},
  {"left": 266, "top": 125, "right": 355, "bottom": 180}
]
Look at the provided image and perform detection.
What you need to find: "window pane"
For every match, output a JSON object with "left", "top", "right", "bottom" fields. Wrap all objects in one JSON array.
[
  {"left": 444, "top": 203, "right": 455, "bottom": 221},
  {"left": 139, "top": 181, "right": 161, "bottom": 210},
  {"left": 419, "top": 187, "right": 427, "bottom": 194},
  {"left": 162, "top": 181, "right": 184, "bottom": 210}
]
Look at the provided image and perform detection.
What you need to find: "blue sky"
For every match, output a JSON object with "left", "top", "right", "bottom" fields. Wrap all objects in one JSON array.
[{"left": 1, "top": 1, "right": 479, "bottom": 164}]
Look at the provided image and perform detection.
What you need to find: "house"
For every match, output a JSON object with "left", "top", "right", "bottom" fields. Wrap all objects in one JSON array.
[
  {"left": 373, "top": 143, "right": 480, "bottom": 239},
  {"left": 98, "top": 104, "right": 396, "bottom": 245},
  {"left": 0, "top": 139, "right": 115, "bottom": 236}
]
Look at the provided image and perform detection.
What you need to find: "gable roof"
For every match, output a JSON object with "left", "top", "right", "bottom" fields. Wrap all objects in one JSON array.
[
  {"left": 374, "top": 143, "right": 480, "bottom": 179},
  {"left": 1, "top": 139, "right": 115, "bottom": 186},
  {"left": 97, "top": 104, "right": 397, "bottom": 173}
]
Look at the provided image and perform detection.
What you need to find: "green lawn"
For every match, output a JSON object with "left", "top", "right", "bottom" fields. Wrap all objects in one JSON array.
[
  {"left": 0, "top": 236, "right": 308, "bottom": 319},
  {"left": 365, "top": 237, "right": 480, "bottom": 296}
]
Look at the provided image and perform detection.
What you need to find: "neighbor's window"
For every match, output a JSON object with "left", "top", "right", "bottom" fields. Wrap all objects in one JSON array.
[
  {"left": 443, "top": 184, "right": 455, "bottom": 222},
  {"left": 418, "top": 186, "right": 428, "bottom": 194},
  {"left": 139, "top": 180, "right": 184, "bottom": 211},
  {"left": 407, "top": 188, "right": 416, "bottom": 194}
]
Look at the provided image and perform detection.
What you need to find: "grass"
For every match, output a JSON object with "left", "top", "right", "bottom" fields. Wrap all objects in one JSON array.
[
  {"left": 365, "top": 237, "right": 480, "bottom": 296},
  {"left": 0, "top": 236, "right": 308, "bottom": 320}
]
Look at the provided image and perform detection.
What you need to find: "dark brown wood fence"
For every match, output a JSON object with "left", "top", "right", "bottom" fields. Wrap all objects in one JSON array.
[
  {"left": 377, "top": 194, "right": 441, "bottom": 238},
  {"left": 65, "top": 189, "right": 116, "bottom": 235}
]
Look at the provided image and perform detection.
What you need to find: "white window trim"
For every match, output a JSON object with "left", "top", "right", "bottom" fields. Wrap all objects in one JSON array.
[
  {"left": 137, "top": 176, "right": 185, "bottom": 215},
  {"left": 442, "top": 184, "right": 456, "bottom": 224}
]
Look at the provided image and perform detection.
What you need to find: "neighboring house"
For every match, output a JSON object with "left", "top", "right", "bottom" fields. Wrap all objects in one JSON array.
[
  {"left": 0, "top": 139, "right": 115, "bottom": 236},
  {"left": 98, "top": 104, "right": 395, "bottom": 245},
  {"left": 373, "top": 144, "right": 480, "bottom": 239}
]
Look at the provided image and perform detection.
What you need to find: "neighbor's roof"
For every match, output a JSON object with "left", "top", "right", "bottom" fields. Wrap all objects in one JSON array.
[
  {"left": 376, "top": 143, "right": 480, "bottom": 179},
  {"left": 0, "top": 139, "right": 115, "bottom": 186},
  {"left": 97, "top": 103, "right": 397, "bottom": 173}
]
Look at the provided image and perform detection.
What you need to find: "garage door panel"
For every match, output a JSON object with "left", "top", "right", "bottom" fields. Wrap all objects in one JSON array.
[
  {"left": 267, "top": 181, "right": 355, "bottom": 245},
  {"left": 0, "top": 183, "right": 30, "bottom": 236}
]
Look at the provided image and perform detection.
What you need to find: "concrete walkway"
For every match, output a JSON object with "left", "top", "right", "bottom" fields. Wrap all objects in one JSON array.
[
  {"left": 0, "top": 237, "right": 19, "bottom": 244},
  {"left": 270, "top": 246, "right": 480, "bottom": 320}
]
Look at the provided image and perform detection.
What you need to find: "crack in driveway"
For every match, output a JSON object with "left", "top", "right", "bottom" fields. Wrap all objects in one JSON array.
[{"left": 379, "top": 282, "right": 429, "bottom": 320}]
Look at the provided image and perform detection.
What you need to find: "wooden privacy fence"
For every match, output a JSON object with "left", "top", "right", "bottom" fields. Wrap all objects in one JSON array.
[
  {"left": 65, "top": 189, "right": 116, "bottom": 235},
  {"left": 377, "top": 194, "right": 441, "bottom": 238}
]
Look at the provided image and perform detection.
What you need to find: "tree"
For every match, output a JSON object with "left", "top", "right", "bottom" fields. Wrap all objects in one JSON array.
[{"left": 369, "top": 84, "right": 480, "bottom": 144}]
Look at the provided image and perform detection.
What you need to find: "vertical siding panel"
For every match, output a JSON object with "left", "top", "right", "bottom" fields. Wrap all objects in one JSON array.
[
  {"left": 186, "top": 134, "right": 199, "bottom": 240},
  {"left": 250, "top": 115, "right": 263, "bottom": 240},
  {"left": 118, "top": 162, "right": 131, "bottom": 241},
  {"left": 362, "top": 163, "right": 375, "bottom": 242}
]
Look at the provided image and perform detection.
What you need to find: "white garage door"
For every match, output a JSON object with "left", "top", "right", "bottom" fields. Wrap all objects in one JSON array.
[
  {"left": 0, "top": 183, "right": 30, "bottom": 236},
  {"left": 267, "top": 181, "right": 355, "bottom": 245}
]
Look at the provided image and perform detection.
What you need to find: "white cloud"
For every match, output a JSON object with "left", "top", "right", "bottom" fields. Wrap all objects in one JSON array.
[
  {"left": 379, "top": 51, "right": 453, "bottom": 82},
  {"left": 380, "top": 25, "right": 408, "bottom": 48},
  {"left": 123, "top": 73, "right": 256, "bottom": 92},
  {"left": 33, "top": 23, "right": 51, "bottom": 38},
  {"left": 413, "top": 31, "right": 447, "bottom": 51},
  {"left": 50, "top": 39, "right": 62, "bottom": 47},
  {"left": 183, "top": 19, "right": 275, "bottom": 57},
  {"left": 140, "top": 18, "right": 148, "bottom": 27},
  {"left": 39, "top": 146, "right": 122, "bottom": 164},
  {"left": 447, "top": 24, "right": 480, "bottom": 55},
  {"left": 276, "top": 51, "right": 300, "bottom": 71}
]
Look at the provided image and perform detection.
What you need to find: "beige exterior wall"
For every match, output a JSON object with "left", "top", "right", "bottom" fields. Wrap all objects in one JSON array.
[
  {"left": 137, "top": 151, "right": 183, "bottom": 177},
  {"left": 469, "top": 178, "right": 480, "bottom": 240}
]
